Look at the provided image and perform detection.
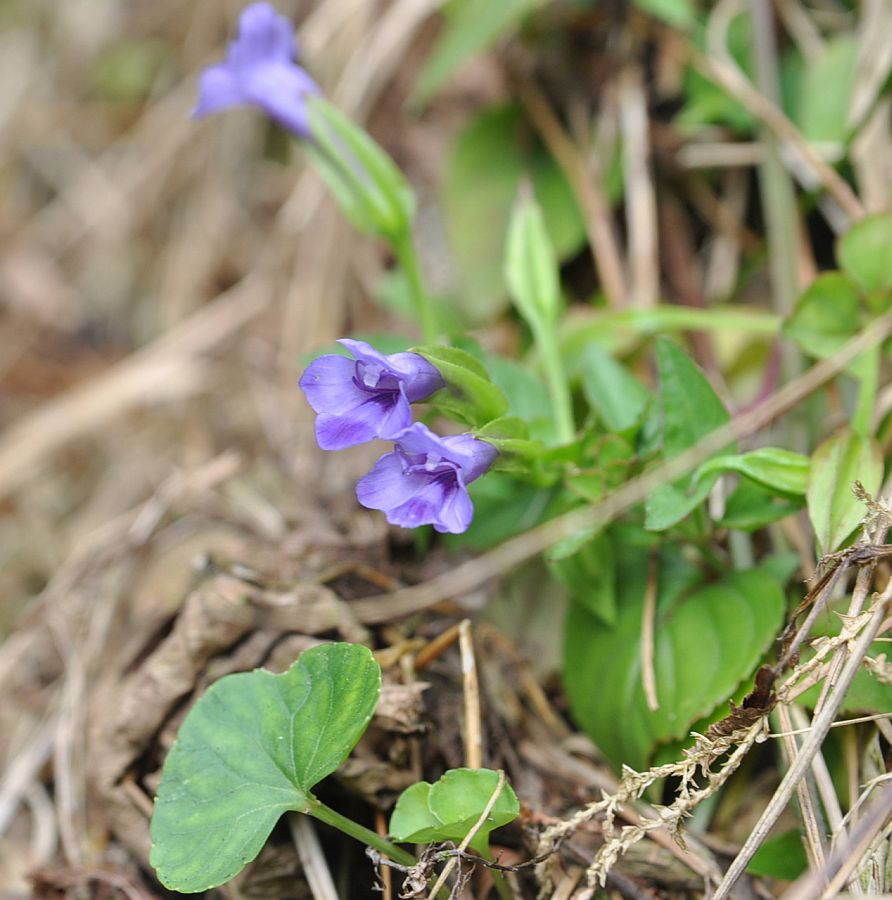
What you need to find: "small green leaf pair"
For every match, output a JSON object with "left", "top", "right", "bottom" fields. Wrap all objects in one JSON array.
[{"left": 390, "top": 768, "right": 519, "bottom": 855}]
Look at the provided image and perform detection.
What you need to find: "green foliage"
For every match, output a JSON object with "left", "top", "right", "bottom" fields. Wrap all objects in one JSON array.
[
  {"left": 549, "top": 530, "right": 617, "bottom": 624},
  {"left": 838, "top": 214, "right": 892, "bottom": 300},
  {"left": 483, "top": 353, "right": 554, "bottom": 439},
  {"left": 579, "top": 345, "right": 651, "bottom": 433},
  {"left": 794, "top": 36, "right": 857, "bottom": 144},
  {"left": 306, "top": 98, "right": 415, "bottom": 241},
  {"left": 806, "top": 428, "right": 883, "bottom": 554},
  {"left": 746, "top": 830, "right": 808, "bottom": 881},
  {"left": 415, "top": 345, "right": 509, "bottom": 427},
  {"left": 150, "top": 644, "right": 381, "bottom": 892},
  {"left": 694, "top": 448, "right": 810, "bottom": 496},
  {"left": 645, "top": 338, "right": 732, "bottom": 531},
  {"left": 719, "top": 481, "right": 803, "bottom": 532},
  {"left": 445, "top": 474, "right": 555, "bottom": 550},
  {"left": 505, "top": 190, "right": 562, "bottom": 328},
  {"left": 442, "top": 105, "right": 585, "bottom": 323},
  {"left": 390, "top": 768, "right": 519, "bottom": 854},
  {"left": 782, "top": 273, "right": 861, "bottom": 358},
  {"left": 505, "top": 190, "right": 576, "bottom": 442},
  {"left": 411, "top": 0, "right": 546, "bottom": 106},
  {"left": 633, "top": 0, "right": 697, "bottom": 28},
  {"left": 564, "top": 548, "right": 786, "bottom": 770}
]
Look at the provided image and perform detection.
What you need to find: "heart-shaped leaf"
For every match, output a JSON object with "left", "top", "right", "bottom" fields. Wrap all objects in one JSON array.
[
  {"left": 390, "top": 768, "right": 519, "bottom": 852},
  {"left": 150, "top": 643, "right": 381, "bottom": 893}
]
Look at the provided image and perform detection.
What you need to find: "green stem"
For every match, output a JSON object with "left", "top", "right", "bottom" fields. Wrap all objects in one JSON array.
[
  {"left": 394, "top": 233, "right": 438, "bottom": 343},
  {"left": 532, "top": 320, "right": 575, "bottom": 444},
  {"left": 306, "top": 797, "right": 416, "bottom": 868},
  {"left": 851, "top": 343, "right": 879, "bottom": 437}
]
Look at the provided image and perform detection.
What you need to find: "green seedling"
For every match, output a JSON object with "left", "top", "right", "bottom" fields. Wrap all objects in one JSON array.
[{"left": 390, "top": 768, "right": 520, "bottom": 899}]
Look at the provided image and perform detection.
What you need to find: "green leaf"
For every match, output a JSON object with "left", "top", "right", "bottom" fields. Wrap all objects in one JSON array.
[
  {"left": 415, "top": 345, "right": 509, "bottom": 426},
  {"left": 838, "top": 214, "right": 892, "bottom": 297},
  {"left": 482, "top": 353, "right": 552, "bottom": 425},
  {"left": 795, "top": 35, "right": 857, "bottom": 144},
  {"left": 445, "top": 474, "right": 555, "bottom": 550},
  {"left": 806, "top": 428, "right": 883, "bottom": 554},
  {"left": 391, "top": 769, "right": 519, "bottom": 852},
  {"left": 411, "top": 0, "right": 545, "bottom": 106},
  {"left": 796, "top": 606, "right": 892, "bottom": 714},
  {"left": 387, "top": 782, "right": 442, "bottom": 843},
  {"left": 564, "top": 558, "right": 786, "bottom": 770},
  {"left": 694, "top": 448, "right": 810, "bottom": 496},
  {"left": 634, "top": 0, "right": 696, "bottom": 28},
  {"left": 150, "top": 644, "right": 381, "bottom": 892},
  {"left": 475, "top": 417, "right": 545, "bottom": 466},
  {"left": 719, "top": 480, "right": 803, "bottom": 532},
  {"left": 782, "top": 273, "right": 861, "bottom": 358},
  {"left": 747, "top": 830, "right": 808, "bottom": 881},
  {"left": 441, "top": 105, "right": 585, "bottom": 323},
  {"left": 306, "top": 98, "right": 415, "bottom": 241},
  {"left": 645, "top": 338, "right": 732, "bottom": 531},
  {"left": 505, "top": 190, "right": 562, "bottom": 329},
  {"left": 429, "top": 769, "right": 519, "bottom": 847},
  {"left": 549, "top": 530, "right": 617, "bottom": 624},
  {"left": 580, "top": 345, "right": 651, "bottom": 433}
]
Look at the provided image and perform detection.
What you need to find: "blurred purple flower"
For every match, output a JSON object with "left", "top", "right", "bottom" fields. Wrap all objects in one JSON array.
[
  {"left": 193, "top": 2, "right": 320, "bottom": 139},
  {"left": 356, "top": 423, "right": 497, "bottom": 534},
  {"left": 299, "top": 339, "right": 444, "bottom": 450}
]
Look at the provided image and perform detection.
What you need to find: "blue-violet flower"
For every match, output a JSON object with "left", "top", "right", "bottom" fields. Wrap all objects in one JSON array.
[
  {"left": 299, "top": 339, "right": 444, "bottom": 450},
  {"left": 356, "top": 423, "right": 497, "bottom": 534},
  {"left": 193, "top": 2, "right": 320, "bottom": 139}
]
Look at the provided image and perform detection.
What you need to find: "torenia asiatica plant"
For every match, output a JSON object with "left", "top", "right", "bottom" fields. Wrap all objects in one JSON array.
[{"left": 151, "top": 1, "right": 892, "bottom": 894}]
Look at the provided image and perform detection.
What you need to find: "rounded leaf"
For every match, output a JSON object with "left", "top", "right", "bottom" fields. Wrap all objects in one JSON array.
[{"left": 150, "top": 643, "right": 381, "bottom": 892}]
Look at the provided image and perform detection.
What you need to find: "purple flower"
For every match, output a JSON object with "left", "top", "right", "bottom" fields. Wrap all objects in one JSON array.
[
  {"left": 299, "top": 339, "right": 444, "bottom": 450},
  {"left": 356, "top": 423, "right": 497, "bottom": 534},
  {"left": 193, "top": 3, "right": 320, "bottom": 139}
]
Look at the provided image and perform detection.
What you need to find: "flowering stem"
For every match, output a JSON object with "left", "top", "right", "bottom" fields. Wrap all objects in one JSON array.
[
  {"left": 306, "top": 797, "right": 416, "bottom": 868},
  {"left": 531, "top": 319, "right": 575, "bottom": 444},
  {"left": 394, "top": 232, "right": 439, "bottom": 343}
]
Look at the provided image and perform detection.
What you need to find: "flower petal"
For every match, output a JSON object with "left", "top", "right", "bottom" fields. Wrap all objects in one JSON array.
[
  {"left": 441, "top": 434, "right": 498, "bottom": 483},
  {"left": 356, "top": 452, "right": 421, "bottom": 512},
  {"left": 298, "top": 354, "right": 364, "bottom": 415},
  {"left": 228, "top": 3, "right": 295, "bottom": 69},
  {"left": 391, "top": 422, "right": 460, "bottom": 461},
  {"left": 337, "top": 338, "right": 390, "bottom": 369},
  {"left": 242, "top": 63, "right": 319, "bottom": 138},
  {"left": 387, "top": 352, "right": 444, "bottom": 401},
  {"left": 335, "top": 341, "right": 443, "bottom": 401},
  {"left": 193, "top": 65, "right": 246, "bottom": 118},
  {"left": 315, "top": 392, "right": 412, "bottom": 450},
  {"left": 429, "top": 481, "right": 474, "bottom": 533},
  {"left": 357, "top": 456, "right": 465, "bottom": 531}
]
